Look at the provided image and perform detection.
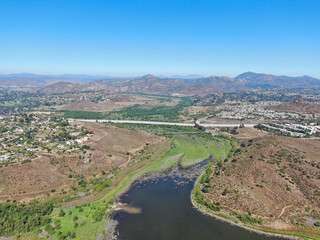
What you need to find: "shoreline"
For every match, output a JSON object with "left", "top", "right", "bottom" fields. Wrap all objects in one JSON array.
[
  {"left": 111, "top": 157, "right": 202, "bottom": 204},
  {"left": 108, "top": 159, "right": 208, "bottom": 239},
  {"left": 105, "top": 164, "right": 181, "bottom": 238},
  {"left": 190, "top": 170, "right": 303, "bottom": 240},
  {"left": 107, "top": 154, "right": 306, "bottom": 240}
]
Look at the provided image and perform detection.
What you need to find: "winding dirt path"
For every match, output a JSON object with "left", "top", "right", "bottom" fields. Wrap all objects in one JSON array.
[{"left": 278, "top": 205, "right": 293, "bottom": 218}]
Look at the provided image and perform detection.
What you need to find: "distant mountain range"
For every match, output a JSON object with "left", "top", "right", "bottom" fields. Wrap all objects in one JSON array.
[
  {"left": 0, "top": 73, "right": 115, "bottom": 81},
  {"left": 1, "top": 72, "right": 320, "bottom": 95},
  {"left": 235, "top": 72, "right": 320, "bottom": 89},
  {"left": 157, "top": 74, "right": 205, "bottom": 79}
]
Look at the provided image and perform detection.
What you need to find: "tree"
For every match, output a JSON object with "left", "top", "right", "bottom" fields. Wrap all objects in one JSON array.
[
  {"left": 230, "top": 127, "right": 238, "bottom": 135},
  {"left": 0, "top": 201, "right": 53, "bottom": 236},
  {"left": 59, "top": 209, "right": 66, "bottom": 217}
]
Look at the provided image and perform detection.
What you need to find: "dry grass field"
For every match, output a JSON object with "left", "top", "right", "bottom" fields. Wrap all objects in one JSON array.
[{"left": 233, "top": 127, "right": 269, "bottom": 138}]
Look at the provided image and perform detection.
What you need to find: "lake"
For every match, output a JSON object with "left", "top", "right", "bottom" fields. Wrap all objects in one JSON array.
[{"left": 113, "top": 165, "right": 286, "bottom": 240}]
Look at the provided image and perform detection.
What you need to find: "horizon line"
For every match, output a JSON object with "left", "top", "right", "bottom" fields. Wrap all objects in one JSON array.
[{"left": 0, "top": 71, "right": 318, "bottom": 79}]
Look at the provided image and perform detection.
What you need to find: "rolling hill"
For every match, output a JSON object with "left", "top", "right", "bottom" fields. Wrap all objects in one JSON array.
[{"left": 199, "top": 135, "right": 320, "bottom": 238}]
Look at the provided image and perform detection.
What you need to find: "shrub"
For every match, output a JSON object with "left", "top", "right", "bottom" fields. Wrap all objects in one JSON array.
[
  {"left": 236, "top": 214, "right": 262, "bottom": 225},
  {"left": 92, "top": 208, "right": 106, "bottom": 222},
  {"left": 21, "top": 160, "right": 32, "bottom": 164},
  {"left": 222, "top": 188, "right": 228, "bottom": 196}
]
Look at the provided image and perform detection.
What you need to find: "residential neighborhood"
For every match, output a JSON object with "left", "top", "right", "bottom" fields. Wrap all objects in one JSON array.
[
  {"left": 256, "top": 123, "right": 320, "bottom": 138},
  {"left": 0, "top": 114, "right": 92, "bottom": 166},
  {"left": 214, "top": 101, "right": 303, "bottom": 121}
]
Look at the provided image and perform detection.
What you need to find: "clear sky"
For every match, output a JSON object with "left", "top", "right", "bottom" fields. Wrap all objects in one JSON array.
[{"left": 0, "top": 0, "right": 319, "bottom": 77}]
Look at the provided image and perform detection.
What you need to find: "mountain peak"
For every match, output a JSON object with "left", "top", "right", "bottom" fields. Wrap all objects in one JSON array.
[
  {"left": 142, "top": 74, "right": 157, "bottom": 78},
  {"left": 235, "top": 71, "right": 260, "bottom": 79}
]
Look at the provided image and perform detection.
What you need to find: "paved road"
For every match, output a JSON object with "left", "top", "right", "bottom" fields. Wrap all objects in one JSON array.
[
  {"left": 76, "top": 119, "right": 320, "bottom": 140},
  {"left": 76, "top": 119, "right": 254, "bottom": 128},
  {"left": 77, "top": 119, "right": 195, "bottom": 127},
  {"left": 196, "top": 118, "right": 256, "bottom": 128},
  {"left": 200, "top": 123, "right": 255, "bottom": 128}
]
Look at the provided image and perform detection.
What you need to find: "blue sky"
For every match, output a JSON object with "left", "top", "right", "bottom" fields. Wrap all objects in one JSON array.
[{"left": 0, "top": 0, "right": 319, "bottom": 77}]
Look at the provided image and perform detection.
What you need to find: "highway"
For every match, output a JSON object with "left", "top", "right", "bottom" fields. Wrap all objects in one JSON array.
[
  {"left": 76, "top": 119, "right": 255, "bottom": 128},
  {"left": 76, "top": 119, "right": 195, "bottom": 126}
]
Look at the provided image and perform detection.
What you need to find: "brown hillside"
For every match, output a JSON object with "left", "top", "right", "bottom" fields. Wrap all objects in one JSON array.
[
  {"left": 36, "top": 81, "right": 83, "bottom": 93},
  {"left": 271, "top": 98, "right": 320, "bottom": 115},
  {"left": 98, "top": 74, "right": 224, "bottom": 95},
  {"left": 0, "top": 123, "right": 159, "bottom": 202},
  {"left": 203, "top": 135, "right": 320, "bottom": 232}
]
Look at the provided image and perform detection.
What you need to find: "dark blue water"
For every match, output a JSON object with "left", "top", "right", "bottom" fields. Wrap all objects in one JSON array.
[{"left": 113, "top": 170, "right": 287, "bottom": 240}]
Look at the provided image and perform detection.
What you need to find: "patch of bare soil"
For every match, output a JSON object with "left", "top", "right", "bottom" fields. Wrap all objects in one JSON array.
[
  {"left": 235, "top": 128, "right": 270, "bottom": 138},
  {"left": 81, "top": 122, "right": 159, "bottom": 170},
  {"left": 186, "top": 106, "right": 216, "bottom": 116}
]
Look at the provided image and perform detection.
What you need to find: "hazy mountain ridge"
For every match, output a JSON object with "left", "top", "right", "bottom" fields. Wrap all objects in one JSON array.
[
  {"left": 1, "top": 72, "right": 320, "bottom": 94},
  {"left": 35, "top": 81, "right": 114, "bottom": 94},
  {"left": 94, "top": 74, "right": 223, "bottom": 95},
  {"left": 235, "top": 71, "right": 320, "bottom": 89}
]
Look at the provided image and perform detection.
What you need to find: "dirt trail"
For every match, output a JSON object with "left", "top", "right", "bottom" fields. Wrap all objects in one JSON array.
[
  {"left": 0, "top": 184, "right": 69, "bottom": 202},
  {"left": 278, "top": 205, "right": 293, "bottom": 218}
]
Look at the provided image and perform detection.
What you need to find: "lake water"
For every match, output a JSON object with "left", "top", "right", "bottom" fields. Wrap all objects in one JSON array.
[{"left": 113, "top": 166, "right": 286, "bottom": 240}]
